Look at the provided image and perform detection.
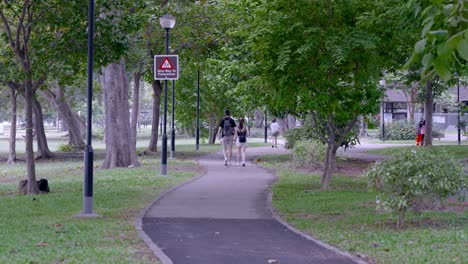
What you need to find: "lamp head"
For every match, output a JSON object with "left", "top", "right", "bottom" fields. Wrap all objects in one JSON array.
[{"left": 160, "top": 14, "right": 176, "bottom": 29}]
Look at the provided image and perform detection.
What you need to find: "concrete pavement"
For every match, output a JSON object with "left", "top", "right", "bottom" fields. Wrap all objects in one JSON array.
[{"left": 141, "top": 147, "right": 363, "bottom": 264}]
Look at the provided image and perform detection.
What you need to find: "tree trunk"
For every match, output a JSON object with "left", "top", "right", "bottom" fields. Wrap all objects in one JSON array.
[
  {"left": 424, "top": 80, "right": 433, "bottom": 147},
  {"left": 100, "top": 60, "right": 140, "bottom": 168},
  {"left": 321, "top": 141, "right": 338, "bottom": 190},
  {"left": 397, "top": 207, "right": 406, "bottom": 228},
  {"left": 7, "top": 87, "right": 17, "bottom": 165},
  {"left": 24, "top": 79, "right": 39, "bottom": 194},
  {"left": 131, "top": 72, "right": 141, "bottom": 149},
  {"left": 146, "top": 80, "right": 162, "bottom": 153},
  {"left": 40, "top": 84, "right": 85, "bottom": 149},
  {"left": 32, "top": 97, "right": 54, "bottom": 159},
  {"left": 287, "top": 114, "right": 296, "bottom": 130},
  {"left": 208, "top": 114, "right": 219, "bottom": 144},
  {"left": 254, "top": 109, "right": 264, "bottom": 128}
]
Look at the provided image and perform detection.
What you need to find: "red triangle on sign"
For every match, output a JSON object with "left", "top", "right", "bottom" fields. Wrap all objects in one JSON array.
[{"left": 159, "top": 58, "right": 174, "bottom": 70}]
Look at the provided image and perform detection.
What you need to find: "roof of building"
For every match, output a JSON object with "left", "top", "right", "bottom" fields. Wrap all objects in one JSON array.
[{"left": 385, "top": 85, "right": 468, "bottom": 102}]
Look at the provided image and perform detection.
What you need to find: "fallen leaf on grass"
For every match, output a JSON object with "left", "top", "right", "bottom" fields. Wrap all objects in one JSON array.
[{"left": 34, "top": 241, "right": 49, "bottom": 247}]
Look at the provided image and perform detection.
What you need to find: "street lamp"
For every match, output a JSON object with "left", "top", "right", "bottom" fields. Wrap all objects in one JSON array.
[
  {"left": 160, "top": 14, "right": 176, "bottom": 176},
  {"left": 379, "top": 80, "right": 386, "bottom": 142},
  {"left": 196, "top": 69, "right": 200, "bottom": 151},
  {"left": 457, "top": 77, "right": 461, "bottom": 145},
  {"left": 264, "top": 111, "right": 268, "bottom": 144},
  {"left": 171, "top": 80, "right": 175, "bottom": 158},
  {"left": 78, "top": 0, "right": 97, "bottom": 217}
]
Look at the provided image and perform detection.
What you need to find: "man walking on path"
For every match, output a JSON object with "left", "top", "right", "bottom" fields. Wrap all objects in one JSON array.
[
  {"left": 218, "top": 109, "right": 237, "bottom": 166},
  {"left": 270, "top": 118, "right": 280, "bottom": 148}
]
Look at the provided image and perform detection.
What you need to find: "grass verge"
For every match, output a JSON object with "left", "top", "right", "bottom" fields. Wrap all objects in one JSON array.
[
  {"left": 259, "top": 155, "right": 467, "bottom": 264},
  {"left": 0, "top": 150, "right": 206, "bottom": 263}
]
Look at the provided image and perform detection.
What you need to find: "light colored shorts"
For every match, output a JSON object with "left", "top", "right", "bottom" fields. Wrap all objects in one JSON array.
[
  {"left": 222, "top": 135, "right": 234, "bottom": 147},
  {"left": 236, "top": 138, "right": 247, "bottom": 148}
]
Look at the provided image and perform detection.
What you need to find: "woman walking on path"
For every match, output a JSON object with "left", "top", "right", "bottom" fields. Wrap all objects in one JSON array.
[
  {"left": 236, "top": 118, "right": 249, "bottom": 167},
  {"left": 270, "top": 118, "right": 280, "bottom": 148},
  {"left": 419, "top": 119, "right": 426, "bottom": 146}
]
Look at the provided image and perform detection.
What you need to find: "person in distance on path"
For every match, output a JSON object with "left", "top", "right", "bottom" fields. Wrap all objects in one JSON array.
[
  {"left": 218, "top": 109, "right": 237, "bottom": 167},
  {"left": 270, "top": 118, "right": 280, "bottom": 148},
  {"left": 236, "top": 118, "right": 249, "bottom": 167}
]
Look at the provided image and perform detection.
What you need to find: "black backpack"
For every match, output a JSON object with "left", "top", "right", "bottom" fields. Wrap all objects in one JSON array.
[
  {"left": 238, "top": 130, "right": 247, "bottom": 143},
  {"left": 223, "top": 118, "right": 234, "bottom": 137}
]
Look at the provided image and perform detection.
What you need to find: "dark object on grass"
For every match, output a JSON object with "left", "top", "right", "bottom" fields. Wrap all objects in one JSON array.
[{"left": 18, "top": 179, "right": 50, "bottom": 194}]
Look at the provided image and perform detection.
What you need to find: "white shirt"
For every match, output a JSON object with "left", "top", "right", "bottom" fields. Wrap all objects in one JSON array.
[{"left": 270, "top": 122, "right": 280, "bottom": 133}]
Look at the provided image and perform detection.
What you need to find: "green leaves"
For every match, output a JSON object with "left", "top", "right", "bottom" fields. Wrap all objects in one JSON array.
[
  {"left": 408, "top": 0, "right": 468, "bottom": 81},
  {"left": 457, "top": 38, "right": 468, "bottom": 61},
  {"left": 366, "top": 147, "right": 465, "bottom": 227}
]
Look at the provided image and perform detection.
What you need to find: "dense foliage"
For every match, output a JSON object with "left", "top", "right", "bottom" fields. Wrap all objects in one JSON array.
[
  {"left": 366, "top": 147, "right": 465, "bottom": 227},
  {"left": 292, "top": 140, "right": 326, "bottom": 170},
  {"left": 376, "top": 121, "right": 444, "bottom": 140}
]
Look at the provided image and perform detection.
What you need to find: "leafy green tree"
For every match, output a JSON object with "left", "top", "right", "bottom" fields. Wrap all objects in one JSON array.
[
  {"left": 232, "top": 0, "right": 400, "bottom": 189},
  {"left": 169, "top": 1, "right": 243, "bottom": 143},
  {"left": 407, "top": 0, "right": 468, "bottom": 146}
]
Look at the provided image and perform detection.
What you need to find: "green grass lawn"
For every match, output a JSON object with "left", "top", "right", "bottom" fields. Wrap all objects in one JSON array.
[
  {"left": 260, "top": 156, "right": 467, "bottom": 264},
  {"left": 0, "top": 149, "right": 209, "bottom": 263},
  {"left": 367, "top": 145, "right": 468, "bottom": 159}
]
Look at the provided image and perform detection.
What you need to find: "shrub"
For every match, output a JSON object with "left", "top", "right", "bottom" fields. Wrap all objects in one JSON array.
[
  {"left": 284, "top": 122, "right": 318, "bottom": 149},
  {"left": 377, "top": 121, "right": 416, "bottom": 140},
  {"left": 292, "top": 140, "right": 326, "bottom": 169},
  {"left": 57, "top": 144, "right": 74, "bottom": 152},
  {"left": 93, "top": 127, "right": 105, "bottom": 140},
  {"left": 366, "top": 148, "right": 465, "bottom": 228},
  {"left": 376, "top": 121, "right": 445, "bottom": 140}
]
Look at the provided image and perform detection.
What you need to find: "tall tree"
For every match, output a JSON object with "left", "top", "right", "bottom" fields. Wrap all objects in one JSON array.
[
  {"left": 232, "top": 0, "right": 410, "bottom": 189},
  {"left": 407, "top": 0, "right": 468, "bottom": 146},
  {"left": 0, "top": 0, "right": 44, "bottom": 193}
]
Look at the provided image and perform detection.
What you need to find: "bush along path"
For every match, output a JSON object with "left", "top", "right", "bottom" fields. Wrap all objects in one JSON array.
[{"left": 141, "top": 147, "right": 365, "bottom": 264}]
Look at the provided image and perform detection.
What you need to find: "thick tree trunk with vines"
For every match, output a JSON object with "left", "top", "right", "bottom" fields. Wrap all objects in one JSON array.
[
  {"left": 424, "top": 79, "right": 433, "bottom": 147},
  {"left": 146, "top": 80, "right": 162, "bottom": 153},
  {"left": 7, "top": 87, "right": 17, "bottom": 165},
  {"left": 131, "top": 72, "right": 141, "bottom": 149},
  {"left": 32, "top": 97, "right": 54, "bottom": 159}
]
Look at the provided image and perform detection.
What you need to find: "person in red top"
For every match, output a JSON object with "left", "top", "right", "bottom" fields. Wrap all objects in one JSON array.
[{"left": 419, "top": 119, "right": 426, "bottom": 146}]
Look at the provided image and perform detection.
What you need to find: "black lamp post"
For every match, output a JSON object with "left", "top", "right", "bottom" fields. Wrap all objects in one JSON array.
[
  {"left": 196, "top": 69, "right": 200, "bottom": 150},
  {"left": 171, "top": 80, "right": 175, "bottom": 158},
  {"left": 379, "top": 80, "right": 386, "bottom": 142},
  {"left": 457, "top": 77, "right": 461, "bottom": 145},
  {"left": 160, "top": 14, "right": 176, "bottom": 176},
  {"left": 264, "top": 111, "right": 268, "bottom": 144},
  {"left": 79, "top": 0, "right": 97, "bottom": 217}
]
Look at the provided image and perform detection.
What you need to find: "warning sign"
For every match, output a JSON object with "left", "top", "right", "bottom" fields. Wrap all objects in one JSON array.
[
  {"left": 154, "top": 55, "right": 179, "bottom": 80},
  {"left": 160, "top": 58, "right": 174, "bottom": 70}
]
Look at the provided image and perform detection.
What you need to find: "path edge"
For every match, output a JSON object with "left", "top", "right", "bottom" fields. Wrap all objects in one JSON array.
[
  {"left": 258, "top": 160, "right": 369, "bottom": 264},
  {"left": 135, "top": 160, "right": 208, "bottom": 264}
]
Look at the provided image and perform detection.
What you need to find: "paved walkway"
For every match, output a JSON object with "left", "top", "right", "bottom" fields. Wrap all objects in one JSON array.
[{"left": 142, "top": 147, "right": 361, "bottom": 264}]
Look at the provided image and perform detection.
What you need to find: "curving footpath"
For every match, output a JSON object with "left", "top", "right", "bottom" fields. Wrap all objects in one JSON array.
[{"left": 140, "top": 147, "right": 366, "bottom": 264}]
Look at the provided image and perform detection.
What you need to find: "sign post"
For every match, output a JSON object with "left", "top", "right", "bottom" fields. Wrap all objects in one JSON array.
[{"left": 154, "top": 55, "right": 179, "bottom": 80}]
